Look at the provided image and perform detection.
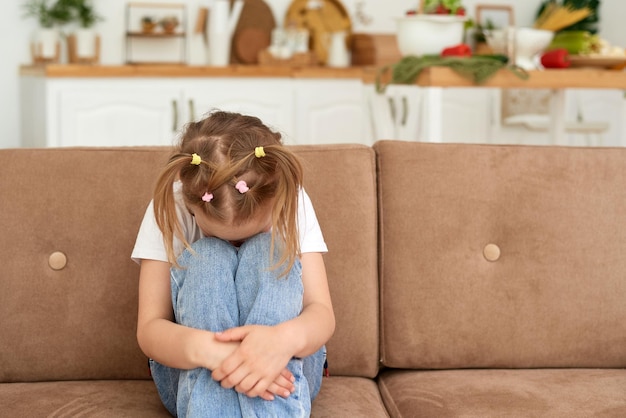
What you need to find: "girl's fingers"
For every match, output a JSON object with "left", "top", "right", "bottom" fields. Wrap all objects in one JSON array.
[
  {"left": 280, "top": 368, "right": 295, "bottom": 382},
  {"left": 266, "top": 381, "right": 294, "bottom": 398},
  {"left": 260, "top": 391, "right": 275, "bottom": 401}
]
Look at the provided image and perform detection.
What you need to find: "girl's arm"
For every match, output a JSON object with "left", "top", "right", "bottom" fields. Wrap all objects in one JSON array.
[
  {"left": 136, "top": 259, "right": 296, "bottom": 400},
  {"left": 137, "top": 259, "right": 237, "bottom": 369},
  {"left": 211, "top": 252, "right": 335, "bottom": 397},
  {"left": 282, "top": 252, "right": 335, "bottom": 358}
]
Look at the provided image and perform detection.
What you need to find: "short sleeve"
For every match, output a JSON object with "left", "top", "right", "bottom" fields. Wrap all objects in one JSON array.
[
  {"left": 131, "top": 183, "right": 202, "bottom": 264},
  {"left": 298, "top": 189, "right": 328, "bottom": 254},
  {"left": 131, "top": 200, "right": 169, "bottom": 264}
]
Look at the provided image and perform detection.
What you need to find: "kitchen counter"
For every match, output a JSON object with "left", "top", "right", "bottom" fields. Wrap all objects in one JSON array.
[
  {"left": 19, "top": 64, "right": 379, "bottom": 81},
  {"left": 410, "top": 67, "right": 626, "bottom": 89},
  {"left": 20, "top": 64, "right": 626, "bottom": 147},
  {"left": 20, "top": 64, "right": 626, "bottom": 89}
]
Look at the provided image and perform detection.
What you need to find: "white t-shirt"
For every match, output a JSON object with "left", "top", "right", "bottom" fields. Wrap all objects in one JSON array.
[{"left": 131, "top": 182, "right": 327, "bottom": 264}]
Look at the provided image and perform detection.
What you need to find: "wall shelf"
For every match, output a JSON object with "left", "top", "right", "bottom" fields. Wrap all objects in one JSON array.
[{"left": 124, "top": 2, "right": 187, "bottom": 64}]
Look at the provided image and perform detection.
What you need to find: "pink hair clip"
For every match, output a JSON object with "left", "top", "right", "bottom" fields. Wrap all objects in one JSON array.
[
  {"left": 235, "top": 180, "right": 249, "bottom": 194},
  {"left": 201, "top": 192, "right": 214, "bottom": 202}
]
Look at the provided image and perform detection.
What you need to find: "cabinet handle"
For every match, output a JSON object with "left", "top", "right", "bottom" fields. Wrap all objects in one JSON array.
[
  {"left": 172, "top": 100, "right": 178, "bottom": 132},
  {"left": 388, "top": 97, "right": 397, "bottom": 122},
  {"left": 188, "top": 99, "right": 196, "bottom": 122},
  {"left": 400, "top": 96, "right": 408, "bottom": 126}
]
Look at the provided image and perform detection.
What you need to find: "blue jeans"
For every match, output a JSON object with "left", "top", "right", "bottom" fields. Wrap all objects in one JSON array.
[{"left": 150, "top": 233, "right": 325, "bottom": 418}]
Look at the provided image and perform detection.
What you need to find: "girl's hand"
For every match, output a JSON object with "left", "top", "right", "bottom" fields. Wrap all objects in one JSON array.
[
  {"left": 264, "top": 369, "right": 296, "bottom": 401},
  {"left": 208, "top": 331, "right": 295, "bottom": 401},
  {"left": 212, "top": 324, "right": 296, "bottom": 399}
]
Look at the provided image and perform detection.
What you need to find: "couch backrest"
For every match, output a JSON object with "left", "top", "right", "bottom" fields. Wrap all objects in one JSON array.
[
  {"left": 0, "top": 145, "right": 379, "bottom": 383},
  {"left": 0, "top": 147, "right": 169, "bottom": 383},
  {"left": 296, "top": 145, "right": 379, "bottom": 377},
  {"left": 375, "top": 140, "right": 626, "bottom": 369}
]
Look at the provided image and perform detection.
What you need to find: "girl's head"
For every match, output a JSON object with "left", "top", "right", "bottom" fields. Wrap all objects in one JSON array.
[{"left": 153, "top": 110, "right": 303, "bottom": 272}]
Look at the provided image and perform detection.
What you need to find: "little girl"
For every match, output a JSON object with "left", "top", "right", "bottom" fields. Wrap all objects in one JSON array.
[{"left": 131, "top": 110, "right": 335, "bottom": 417}]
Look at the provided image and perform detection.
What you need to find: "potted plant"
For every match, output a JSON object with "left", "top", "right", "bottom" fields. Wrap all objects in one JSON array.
[
  {"left": 22, "top": 0, "right": 73, "bottom": 63},
  {"left": 141, "top": 16, "right": 157, "bottom": 33},
  {"left": 160, "top": 15, "right": 179, "bottom": 34},
  {"left": 63, "top": 0, "right": 103, "bottom": 64}
]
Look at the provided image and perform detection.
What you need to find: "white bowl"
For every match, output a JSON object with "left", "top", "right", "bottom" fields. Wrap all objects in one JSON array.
[
  {"left": 484, "top": 27, "right": 554, "bottom": 69},
  {"left": 514, "top": 27, "right": 554, "bottom": 69},
  {"left": 396, "top": 15, "right": 467, "bottom": 57}
]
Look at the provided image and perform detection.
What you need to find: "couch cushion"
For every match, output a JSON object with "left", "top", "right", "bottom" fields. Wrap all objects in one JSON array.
[
  {"left": 0, "top": 380, "right": 171, "bottom": 417},
  {"left": 375, "top": 140, "right": 626, "bottom": 369},
  {"left": 378, "top": 369, "right": 626, "bottom": 418},
  {"left": 312, "top": 377, "right": 389, "bottom": 417},
  {"left": 0, "top": 376, "right": 389, "bottom": 417},
  {"left": 0, "top": 144, "right": 379, "bottom": 382}
]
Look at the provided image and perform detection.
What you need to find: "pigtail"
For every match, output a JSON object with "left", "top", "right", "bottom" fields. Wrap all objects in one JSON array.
[
  {"left": 153, "top": 153, "right": 197, "bottom": 266},
  {"left": 261, "top": 145, "right": 304, "bottom": 276}
]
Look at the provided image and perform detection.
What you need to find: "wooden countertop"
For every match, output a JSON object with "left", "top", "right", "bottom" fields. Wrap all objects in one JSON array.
[
  {"left": 19, "top": 64, "right": 379, "bottom": 81},
  {"left": 411, "top": 67, "right": 626, "bottom": 89},
  {"left": 20, "top": 64, "right": 626, "bottom": 89}
]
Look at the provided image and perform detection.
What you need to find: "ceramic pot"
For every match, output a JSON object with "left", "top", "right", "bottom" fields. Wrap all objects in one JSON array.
[{"left": 31, "top": 28, "right": 60, "bottom": 62}]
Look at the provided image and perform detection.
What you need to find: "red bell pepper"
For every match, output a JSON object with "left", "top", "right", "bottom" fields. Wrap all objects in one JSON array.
[
  {"left": 441, "top": 43, "right": 472, "bottom": 57},
  {"left": 540, "top": 48, "right": 571, "bottom": 68}
]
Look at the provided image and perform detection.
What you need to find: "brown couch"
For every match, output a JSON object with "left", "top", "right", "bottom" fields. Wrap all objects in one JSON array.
[{"left": 1, "top": 141, "right": 625, "bottom": 417}]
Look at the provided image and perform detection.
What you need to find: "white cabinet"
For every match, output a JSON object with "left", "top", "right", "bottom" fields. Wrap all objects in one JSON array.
[
  {"left": 21, "top": 78, "right": 181, "bottom": 147},
  {"left": 20, "top": 76, "right": 370, "bottom": 147},
  {"left": 368, "top": 85, "right": 495, "bottom": 143},
  {"left": 565, "top": 89, "right": 624, "bottom": 147},
  {"left": 185, "top": 78, "right": 295, "bottom": 140},
  {"left": 440, "top": 88, "right": 498, "bottom": 143},
  {"left": 58, "top": 80, "right": 182, "bottom": 147},
  {"left": 368, "top": 84, "right": 421, "bottom": 142},
  {"left": 294, "top": 79, "right": 372, "bottom": 145}
]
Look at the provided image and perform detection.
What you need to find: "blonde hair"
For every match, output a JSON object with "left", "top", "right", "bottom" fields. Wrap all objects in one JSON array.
[{"left": 153, "top": 110, "right": 303, "bottom": 274}]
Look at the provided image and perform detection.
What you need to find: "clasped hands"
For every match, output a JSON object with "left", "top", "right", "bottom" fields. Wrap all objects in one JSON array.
[{"left": 211, "top": 324, "right": 296, "bottom": 401}]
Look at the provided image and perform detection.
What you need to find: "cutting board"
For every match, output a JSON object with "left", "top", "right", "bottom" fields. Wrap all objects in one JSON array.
[{"left": 230, "top": 0, "right": 276, "bottom": 64}]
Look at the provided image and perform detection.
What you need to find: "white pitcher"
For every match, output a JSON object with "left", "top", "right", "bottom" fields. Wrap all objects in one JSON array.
[
  {"left": 208, "top": 0, "right": 244, "bottom": 66},
  {"left": 326, "top": 31, "right": 350, "bottom": 68}
]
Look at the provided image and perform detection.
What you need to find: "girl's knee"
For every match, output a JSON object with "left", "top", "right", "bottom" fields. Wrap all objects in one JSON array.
[
  {"left": 190, "top": 237, "right": 238, "bottom": 260},
  {"left": 174, "top": 237, "right": 238, "bottom": 282},
  {"left": 171, "top": 237, "right": 240, "bottom": 330},
  {"left": 238, "top": 232, "right": 273, "bottom": 262}
]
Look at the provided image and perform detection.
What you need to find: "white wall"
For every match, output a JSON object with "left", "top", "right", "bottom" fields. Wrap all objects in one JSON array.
[{"left": 1, "top": 0, "right": 624, "bottom": 148}]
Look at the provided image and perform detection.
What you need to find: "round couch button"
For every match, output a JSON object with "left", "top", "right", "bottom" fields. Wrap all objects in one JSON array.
[
  {"left": 483, "top": 244, "right": 501, "bottom": 262},
  {"left": 48, "top": 251, "right": 67, "bottom": 270}
]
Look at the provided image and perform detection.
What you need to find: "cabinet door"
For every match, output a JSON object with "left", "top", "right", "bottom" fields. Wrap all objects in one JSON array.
[
  {"left": 441, "top": 88, "right": 496, "bottom": 143},
  {"left": 565, "top": 89, "right": 624, "bottom": 147},
  {"left": 294, "top": 79, "right": 372, "bottom": 145},
  {"left": 367, "top": 84, "right": 421, "bottom": 141},
  {"left": 184, "top": 78, "right": 295, "bottom": 142},
  {"left": 56, "top": 80, "right": 181, "bottom": 147}
]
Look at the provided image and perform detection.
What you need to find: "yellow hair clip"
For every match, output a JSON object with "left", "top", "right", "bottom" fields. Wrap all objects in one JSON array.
[
  {"left": 254, "top": 147, "right": 266, "bottom": 158},
  {"left": 190, "top": 153, "right": 202, "bottom": 165}
]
